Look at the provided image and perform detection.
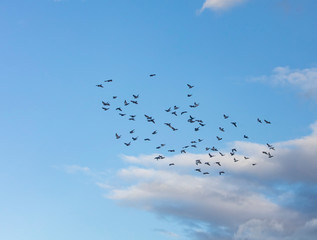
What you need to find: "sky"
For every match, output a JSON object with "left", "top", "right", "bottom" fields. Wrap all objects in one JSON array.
[{"left": 1, "top": 0, "right": 317, "bottom": 239}]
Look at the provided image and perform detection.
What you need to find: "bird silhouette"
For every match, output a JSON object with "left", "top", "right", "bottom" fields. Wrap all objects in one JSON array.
[
  {"left": 104, "top": 79, "right": 112, "bottom": 82},
  {"left": 102, "top": 107, "right": 109, "bottom": 111},
  {"left": 115, "top": 133, "right": 121, "bottom": 139},
  {"left": 219, "top": 171, "right": 225, "bottom": 175},
  {"left": 231, "top": 122, "right": 237, "bottom": 127},
  {"left": 264, "top": 120, "right": 271, "bottom": 124},
  {"left": 96, "top": 84, "right": 103, "bottom": 88},
  {"left": 149, "top": 74, "right": 156, "bottom": 77},
  {"left": 187, "top": 84, "right": 194, "bottom": 89},
  {"left": 124, "top": 142, "right": 131, "bottom": 146},
  {"left": 223, "top": 114, "right": 229, "bottom": 119}
]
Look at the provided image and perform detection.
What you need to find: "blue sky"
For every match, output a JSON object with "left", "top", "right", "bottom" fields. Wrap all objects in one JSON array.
[{"left": 1, "top": 0, "right": 317, "bottom": 239}]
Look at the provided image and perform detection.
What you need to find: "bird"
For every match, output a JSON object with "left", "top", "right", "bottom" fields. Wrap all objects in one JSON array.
[
  {"left": 211, "top": 146, "right": 218, "bottom": 151},
  {"left": 124, "top": 100, "right": 129, "bottom": 106},
  {"left": 191, "top": 145, "right": 197, "bottom": 148},
  {"left": 231, "top": 122, "right": 237, "bottom": 127},
  {"left": 244, "top": 135, "right": 249, "bottom": 139},
  {"left": 219, "top": 127, "right": 225, "bottom": 132},
  {"left": 169, "top": 163, "right": 175, "bottom": 166},
  {"left": 102, "top": 101, "right": 110, "bottom": 106},
  {"left": 156, "top": 146, "right": 161, "bottom": 149},
  {"left": 124, "top": 142, "right": 131, "bottom": 146},
  {"left": 152, "top": 130, "right": 157, "bottom": 135},
  {"left": 234, "top": 158, "right": 239, "bottom": 162},
  {"left": 187, "top": 94, "right": 192, "bottom": 97},
  {"left": 216, "top": 136, "right": 222, "bottom": 141},
  {"left": 252, "top": 163, "right": 256, "bottom": 166},
  {"left": 244, "top": 156, "right": 249, "bottom": 160},
  {"left": 264, "top": 120, "right": 271, "bottom": 124},
  {"left": 205, "top": 162, "right": 210, "bottom": 166},
  {"left": 181, "top": 111, "right": 187, "bottom": 115},
  {"left": 149, "top": 74, "right": 156, "bottom": 77},
  {"left": 223, "top": 114, "right": 229, "bottom": 119},
  {"left": 165, "top": 107, "right": 171, "bottom": 112},
  {"left": 194, "top": 127, "right": 200, "bottom": 131},
  {"left": 115, "top": 133, "right": 121, "bottom": 139},
  {"left": 168, "top": 149, "right": 175, "bottom": 152},
  {"left": 130, "top": 115, "right": 136, "bottom": 118},
  {"left": 257, "top": 118, "right": 262, "bottom": 123},
  {"left": 132, "top": 137, "right": 138, "bottom": 141},
  {"left": 208, "top": 153, "right": 215, "bottom": 158},
  {"left": 187, "top": 84, "right": 194, "bottom": 89},
  {"left": 174, "top": 105, "right": 179, "bottom": 110},
  {"left": 116, "top": 107, "right": 122, "bottom": 111},
  {"left": 198, "top": 139, "right": 203, "bottom": 142},
  {"left": 128, "top": 117, "right": 135, "bottom": 121},
  {"left": 196, "top": 159, "right": 202, "bottom": 165},
  {"left": 102, "top": 107, "right": 109, "bottom": 111},
  {"left": 144, "top": 138, "right": 151, "bottom": 141},
  {"left": 195, "top": 169, "right": 201, "bottom": 172},
  {"left": 104, "top": 79, "right": 112, "bottom": 82},
  {"left": 132, "top": 94, "right": 139, "bottom": 99},
  {"left": 219, "top": 152, "right": 225, "bottom": 156},
  {"left": 219, "top": 171, "right": 225, "bottom": 175},
  {"left": 96, "top": 84, "right": 103, "bottom": 88},
  {"left": 203, "top": 172, "right": 209, "bottom": 175},
  {"left": 171, "top": 111, "right": 177, "bottom": 116},
  {"left": 215, "top": 162, "right": 221, "bottom": 166},
  {"left": 119, "top": 113, "right": 126, "bottom": 116},
  {"left": 129, "top": 129, "right": 135, "bottom": 134},
  {"left": 181, "top": 150, "right": 186, "bottom": 154},
  {"left": 232, "top": 148, "right": 237, "bottom": 152},
  {"left": 131, "top": 100, "right": 138, "bottom": 104},
  {"left": 112, "top": 96, "right": 117, "bottom": 99},
  {"left": 262, "top": 151, "right": 268, "bottom": 155}
]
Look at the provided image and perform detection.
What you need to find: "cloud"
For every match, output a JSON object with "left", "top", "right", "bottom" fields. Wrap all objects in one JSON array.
[
  {"left": 254, "top": 66, "right": 317, "bottom": 102},
  {"left": 105, "top": 121, "right": 317, "bottom": 239},
  {"left": 63, "top": 164, "right": 92, "bottom": 174},
  {"left": 200, "top": 0, "right": 247, "bottom": 12}
]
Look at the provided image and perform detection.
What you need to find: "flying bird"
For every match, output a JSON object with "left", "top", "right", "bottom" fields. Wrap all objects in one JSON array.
[
  {"left": 187, "top": 84, "right": 194, "bottom": 89},
  {"left": 264, "top": 120, "right": 271, "bottom": 124},
  {"left": 257, "top": 118, "right": 262, "bottom": 123},
  {"left": 132, "top": 94, "right": 139, "bottom": 99},
  {"left": 102, "top": 107, "right": 109, "bottom": 111},
  {"left": 104, "top": 79, "right": 112, "bottom": 82},
  {"left": 216, "top": 136, "right": 222, "bottom": 141},
  {"left": 96, "top": 84, "right": 103, "bottom": 88},
  {"left": 149, "top": 74, "right": 156, "bottom": 77},
  {"left": 102, "top": 101, "right": 110, "bottom": 106},
  {"left": 115, "top": 133, "right": 121, "bottom": 139},
  {"left": 223, "top": 114, "right": 229, "bottom": 119},
  {"left": 132, "top": 137, "right": 138, "bottom": 141},
  {"left": 124, "top": 142, "right": 131, "bottom": 146},
  {"left": 219, "top": 127, "right": 225, "bottom": 132},
  {"left": 169, "top": 163, "right": 175, "bottom": 166},
  {"left": 219, "top": 171, "right": 225, "bottom": 175},
  {"left": 231, "top": 122, "right": 237, "bottom": 127},
  {"left": 129, "top": 129, "right": 135, "bottom": 134},
  {"left": 215, "top": 162, "right": 221, "bottom": 166}
]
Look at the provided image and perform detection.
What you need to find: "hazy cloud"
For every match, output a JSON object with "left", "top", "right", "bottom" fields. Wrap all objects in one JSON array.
[
  {"left": 200, "top": 0, "right": 247, "bottom": 12},
  {"left": 254, "top": 66, "right": 317, "bottom": 102}
]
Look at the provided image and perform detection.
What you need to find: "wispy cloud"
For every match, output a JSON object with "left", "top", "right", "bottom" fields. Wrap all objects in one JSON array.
[
  {"left": 254, "top": 66, "right": 317, "bottom": 102},
  {"left": 200, "top": 0, "right": 247, "bottom": 12},
  {"left": 105, "top": 121, "right": 317, "bottom": 239}
]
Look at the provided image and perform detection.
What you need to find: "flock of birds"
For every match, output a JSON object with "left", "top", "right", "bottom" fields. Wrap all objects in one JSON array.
[{"left": 96, "top": 75, "right": 276, "bottom": 176}]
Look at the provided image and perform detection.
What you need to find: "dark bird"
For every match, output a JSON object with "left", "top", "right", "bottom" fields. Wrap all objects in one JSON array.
[
  {"left": 215, "top": 162, "right": 221, "bottom": 166},
  {"left": 183, "top": 145, "right": 189, "bottom": 149},
  {"left": 132, "top": 94, "right": 139, "bottom": 99},
  {"left": 234, "top": 158, "right": 239, "bottom": 162},
  {"left": 198, "top": 139, "right": 203, "bottom": 142},
  {"left": 262, "top": 151, "right": 268, "bottom": 155},
  {"left": 144, "top": 114, "right": 151, "bottom": 119},
  {"left": 132, "top": 137, "right": 138, "bottom": 141},
  {"left": 205, "top": 162, "right": 210, "bottom": 166},
  {"left": 230, "top": 152, "right": 235, "bottom": 156},
  {"left": 168, "top": 149, "right": 175, "bottom": 152},
  {"left": 124, "top": 142, "right": 131, "bottom": 146},
  {"left": 116, "top": 107, "right": 122, "bottom": 111},
  {"left": 165, "top": 107, "right": 171, "bottom": 112},
  {"left": 208, "top": 153, "right": 215, "bottom": 158},
  {"left": 195, "top": 168, "right": 201, "bottom": 172},
  {"left": 244, "top": 156, "right": 249, "bottom": 160},
  {"left": 104, "top": 79, "right": 112, "bottom": 82},
  {"left": 124, "top": 100, "right": 129, "bottom": 106},
  {"left": 130, "top": 115, "right": 136, "bottom": 118},
  {"left": 244, "top": 135, "right": 249, "bottom": 139},
  {"left": 231, "top": 122, "right": 237, "bottom": 127},
  {"left": 148, "top": 119, "right": 156, "bottom": 124},
  {"left": 96, "top": 84, "right": 103, "bottom": 88},
  {"left": 149, "top": 74, "right": 156, "bottom": 77},
  {"left": 187, "top": 84, "right": 194, "bottom": 89},
  {"left": 113, "top": 96, "right": 117, "bottom": 99},
  {"left": 219, "top": 127, "right": 225, "bottom": 132},
  {"left": 191, "top": 145, "right": 197, "bottom": 148},
  {"left": 156, "top": 146, "right": 161, "bottom": 149},
  {"left": 174, "top": 105, "right": 179, "bottom": 110},
  {"left": 128, "top": 117, "right": 135, "bottom": 121},
  {"left": 264, "top": 120, "right": 271, "bottom": 124},
  {"left": 144, "top": 138, "right": 151, "bottom": 141},
  {"left": 152, "top": 130, "right": 157, "bottom": 135},
  {"left": 131, "top": 100, "right": 138, "bottom": 104},
  {"left": 115, "top": 133, "right": 121, "bottom": 139},
  {"left": 194, "top": 127, "right": 200, "bottom": 131},
  {"left": 102, "top": 107, "right": 109, "bottom": 111},
  {"left": 211, "top": 146, "right": 218, "bottom": 151},
  {"left": 219, "top": 152, "right": 225, "bottom": 156},
  {"left": 252, "top": 163, "right": 256, "bottom": 166},
  {"left": 181, "top": 111, "right": 187, "bottom": 115},
  {"left": 196, "top": 159, "right": 202, "bottom": 165},
  {"left": 161, "top": 144, "right": 165, "bottom": 147},
  {"left": 169, "top": 163, "right": 175, "bottom": 166},
  {"left": 129, "top": 129, "right": 135, "bottom": 134},
  {"left": 219, "top": 171, "right": 225, "bottom": 175},
  {"left": 181, "top": 150, "right": 186, "bottom": 154},
  {"left": 171, "top": 111, "right": 177, "bottom": 116},
  {"left": 102, "top": 101, "right": 110, "bottom": 106},
  {"left": 216, "top": 136, "right": 222, "bottom": 141},
  {"left": 187, "top": 94, "right": 192, "bottom": 97},
  {"left": 257, "top": 118, "right": 262, "bottom": 123},
  {"left": 223, "top": 114, "right": 229, "bottom": 119},
  {"left": 119, "top": 113, "right": 126, "bottom": 116},
  {"left": 232, "top": 148, "right": 237, "bottom": 152},
  {"left": 268, "top": 153, "right": 274, "bottom": 158},
  {"left": 199, "top": 123, "right": 206, "bottom": 127},
  {"left": 203, "top": 172, "right": 209, "bottom": 175},
  {"left": 206, "top": 147, "right": 210, "bottom": 151},
  {"left": 191, "top": 141, "right": 197, "bottom": 144}
]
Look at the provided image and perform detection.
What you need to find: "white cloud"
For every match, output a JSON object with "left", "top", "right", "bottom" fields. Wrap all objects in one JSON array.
[
  {"left": 104, "top": 121, "right": 317, "bottom": 239},
  {"left": 200, "top": 0, "right": 247, "bottom": 12},
  {"left": 254, "top": 66, "right": 317, "bottom": 102},
  {"left": 63, "top": 164, "right": 91, "bottom": 174}
]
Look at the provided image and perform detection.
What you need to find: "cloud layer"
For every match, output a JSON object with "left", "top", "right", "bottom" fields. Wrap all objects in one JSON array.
[{"left": 105, "top": 121, "right": 317, "bottom": 239}]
